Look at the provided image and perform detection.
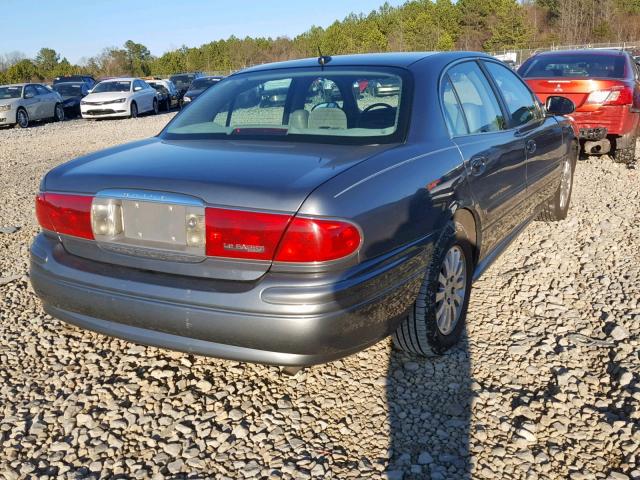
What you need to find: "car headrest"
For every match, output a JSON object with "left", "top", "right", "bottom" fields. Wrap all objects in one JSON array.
[
  {"left": 289, "top": 109, "right": 309, "bottom": 129},
  {"left": 308, "top": 108, "right": 347, "bottom": 130}
]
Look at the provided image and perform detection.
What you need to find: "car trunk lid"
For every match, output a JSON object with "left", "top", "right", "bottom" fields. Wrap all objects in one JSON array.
[
  {"left": 43, "top": 137, "right": 393, "bottom": 280},
  {"left": 525, "top": 78, "right": 631, "bottom": 111}
]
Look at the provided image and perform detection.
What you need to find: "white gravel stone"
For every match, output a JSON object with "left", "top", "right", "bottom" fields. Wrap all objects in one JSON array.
[{"left": 0, "top": 115, "right": 637, "bottom": 479}]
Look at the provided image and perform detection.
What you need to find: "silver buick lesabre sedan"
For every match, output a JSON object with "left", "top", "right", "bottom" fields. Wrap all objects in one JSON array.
[
  {"left": 31, "top": 52, "right": 577, "bottom": 368},
  {"left": 0, "top": 83, "right": 65, "bottom": 128}
]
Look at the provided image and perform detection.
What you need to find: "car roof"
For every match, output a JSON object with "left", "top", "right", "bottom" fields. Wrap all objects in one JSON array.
[
  {"left": 239, "top": 51, "right": 491, "bottom": 73},
  {"left": 1, "top": 83, "right": 27, "bottom": 87},
  {"left": 54, "top": 81, "right": 84, "bottom": 86},
  {"left": 532, "top": 49, "right": 630, "bottom": 57},
  {"left": 99, "top": 77, "right": 137, "bottom": 82}
]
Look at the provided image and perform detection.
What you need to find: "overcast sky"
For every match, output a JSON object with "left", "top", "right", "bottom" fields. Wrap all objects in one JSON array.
[{"left": 4, "top": 0, "right": 406, "bottom": 63}]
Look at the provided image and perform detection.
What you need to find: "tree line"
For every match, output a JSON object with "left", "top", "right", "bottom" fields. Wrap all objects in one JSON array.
[{"left": 3, "top": 0, "right": 640, "bottom": 84}]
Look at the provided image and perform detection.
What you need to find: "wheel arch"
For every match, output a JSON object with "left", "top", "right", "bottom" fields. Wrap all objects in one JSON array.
[{"left": 452, "top": 206, "right": 480, "bottom": 266}]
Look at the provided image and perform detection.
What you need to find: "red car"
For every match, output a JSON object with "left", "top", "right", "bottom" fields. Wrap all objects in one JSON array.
[{"left": 518, "top": 49, "right": 640, "bottom": 164}]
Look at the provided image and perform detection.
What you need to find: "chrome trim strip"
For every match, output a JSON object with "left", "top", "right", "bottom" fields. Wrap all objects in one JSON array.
[{"left": 95, "top": 189, "right": 204, "bottom": 207}]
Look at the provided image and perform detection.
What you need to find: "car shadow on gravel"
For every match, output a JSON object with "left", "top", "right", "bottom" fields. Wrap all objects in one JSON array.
[
  {"left": 363, "top": 187, "right": 472, "bottom": 479},
  {"left": 385, "top": 340, "right": 472, "bottom": 480}
]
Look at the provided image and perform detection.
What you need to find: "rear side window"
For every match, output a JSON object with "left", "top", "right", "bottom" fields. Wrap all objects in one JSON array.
[
  {"left": 441, "top": 76, "right": 468, "bottom": 136},
  {"left": 519, "top": 53, "right": 627, "bottom": 79},
  {"left": 484, "top": 62, "right": 541, "bottom": 128},
  {"left": 447, "top": 62, "right": 505, "bottom": 134}
]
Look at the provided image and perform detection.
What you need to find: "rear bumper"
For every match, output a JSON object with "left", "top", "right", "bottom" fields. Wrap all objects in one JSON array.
[
  {"left": 30, "top": 233, "right": 430, "bottom": 366},
  {"left": 572, "top": 106, "right": 639, "bottom": 136}
]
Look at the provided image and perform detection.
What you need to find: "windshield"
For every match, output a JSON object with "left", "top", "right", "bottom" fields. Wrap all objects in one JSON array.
[
  {"left": 520, "top": 53, "right": 627, "bottom": 79},
  {"left": 163, "top": 68, "right": 407, "bottom": 144},
  {"left": 0, "top": 86, "right": 23, "bottom": 99},
  {"left": 170, "top": 74, "right": 195, "bottom": 89},
  {"left": 53, "top": 83, "right": 84, "bottom": 96},
  {"left": 92, "top": 81, "right": 131, "bottom": 93},
  {"left": 190, "top": 77, "right": 220, "bottom": 90}
]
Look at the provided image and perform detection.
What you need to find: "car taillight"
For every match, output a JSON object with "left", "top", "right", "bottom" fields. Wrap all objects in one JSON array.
[
  {"left": 35, "top": 193, "right": 94, "bottom": 240},
  {"left": 35, "top": 193, "right": 362, "bottom": 264},
  {"left": 205, "top": 208, "right": 362, "bottom": 263},
  {"left": 586, "top": 86, "right": 633, "bottom": 106},
  {"left": 274, "top": 217, "right": 361, "bottom": 263},
  {"left": 205, "top": 208, "right": 292, "bottom": 260}
]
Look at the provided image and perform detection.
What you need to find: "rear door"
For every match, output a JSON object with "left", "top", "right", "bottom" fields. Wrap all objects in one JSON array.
[
  {"left": 35, "top": 84, "right": 55, "bottom": 118},
  {"left": 482, "top": 60, "right": 565, "bottom": 214},
  {"left": 443, "top": 60, "right": 528, "bottom": 256}
]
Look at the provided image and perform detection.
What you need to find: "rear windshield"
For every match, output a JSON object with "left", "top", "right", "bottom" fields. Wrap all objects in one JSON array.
[
  {"left": 170, "top": 74, "right": 196, "bottom": 88},
  {"left": 92, "top": 81, "right": 131, "bottom": 93},
  {"left": 53, "top": 83, "right": 84, "bottom": 96},
  {"left": 519, "top": 53, "right": 627, "bottom": 79},
  {"left": 150, "top": 84, "right": 168, "bottom": 93},
  {"left": 0, "top": 86, "right": 22, "bottom": 99},
  {"left": 190, "top": 77, "right": 220, "bottom": 90},
  {"left": 163, "top": 67, "right": 408, "bottom": 144}
]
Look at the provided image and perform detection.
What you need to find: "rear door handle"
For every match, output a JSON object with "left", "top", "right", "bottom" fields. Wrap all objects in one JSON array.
[
  {"left": 526, "top": 140, "right": 537, "bottom": 154},
  {"left": 469, "top": 156, "right": 487, "bottom": 176}
]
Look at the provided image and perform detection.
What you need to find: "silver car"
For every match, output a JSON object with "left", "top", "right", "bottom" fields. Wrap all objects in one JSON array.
[{"left": 0, "top": 83, "right": 65, "bottom": 128}]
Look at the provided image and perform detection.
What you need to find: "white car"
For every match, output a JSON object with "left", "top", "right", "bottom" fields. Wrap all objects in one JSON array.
[
  {"left": 0, "top": 83, "right": 65, "bottom": 128},
  {"left": 80, "top": 78, "right": 158, "bottom": 119}
]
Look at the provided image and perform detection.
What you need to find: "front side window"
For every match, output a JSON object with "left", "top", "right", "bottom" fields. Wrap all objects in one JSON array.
[
  {"left": 164, "top": 68, "right": 407, "bottom": 144},
  {"left": 24, "top": 86, "right": 37, "bottom": 98},
  {"left": 447, "top": 62, "right": 506, "bottom": 134},
  {"left": 484, "top": 61, "right": 541, "bottom": 128},
  {"left": 35, "top": 85, "right": 50, "bottom": 96}
]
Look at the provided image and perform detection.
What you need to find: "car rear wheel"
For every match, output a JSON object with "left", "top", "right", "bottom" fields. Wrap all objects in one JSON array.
[
  {"left": 152, "top": 99, "right": 159, "bottom": 115},
  {"left": 537, "top": 144, "right": 577, "bottom": 222},
  {"left": 130, "top": 102, "right": 138, "bottom": 119},
  {"left": 54, "top": 104, "right": 64, "bottom": 122},
  {"left": 15, "top": 108, "right": 29, "bottom": 128},
  {"left": 392, "top": 222, "right": 474, "bottom": 356}
]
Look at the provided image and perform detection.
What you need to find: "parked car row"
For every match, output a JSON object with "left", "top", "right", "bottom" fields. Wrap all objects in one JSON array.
[{"left": 0, "top": 72, "right": 223, "bottom": 128}]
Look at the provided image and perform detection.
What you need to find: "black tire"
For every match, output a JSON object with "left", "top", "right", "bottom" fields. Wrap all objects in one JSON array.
[
  {"left": 130, "top": 102, "right": 138, "bottom": 119},
  {"left": 163, "top": 98, "right": 170, "bottom": 112},
  {"left": 54, "top": 103, "right": 64, "bottom": 122},
  {"left": 15, "top": 108, "right": 29, "bottom": 128},
  {"left": 537, "top": 143, "right": 577, "bottom": 222},
  {"left": 392, "top": 222, "right": 474, "bottom": 356},
  {"left": 152, "top": 98, "right": 159, "bottom": 115},
  {"left": 612, "top": 135, "right": 637, "bottom": 166}
]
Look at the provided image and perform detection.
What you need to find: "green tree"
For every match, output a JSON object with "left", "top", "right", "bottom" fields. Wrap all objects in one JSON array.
[
  {"left": 484, "top": 1, "right": 533, "bottom": 50},
  {"left": 34, "top": 47, "right": 60, "bottom": 75},
  {"left": 6, "top": 59, "right": 42, "bottom": 82},
  {"left": 124, "top": 40, "right": 152, "bottom": 76}
]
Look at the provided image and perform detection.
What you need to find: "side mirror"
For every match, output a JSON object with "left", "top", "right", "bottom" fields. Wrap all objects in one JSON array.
[
  {"left": 545, "top": 95, "right": 575, "bottom": 116},
  {"left": 24, "top": 92, "right": 34, "bottom": 99},
  {"left": 134, "top": 86, "right": 142, "bottom": 92},
  {"left": 87, "top": 88, "right": 93, "bottom": 94}
]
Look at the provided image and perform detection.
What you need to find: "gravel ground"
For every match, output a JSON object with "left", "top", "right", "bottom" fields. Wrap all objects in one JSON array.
[{"left": 0, "top": 115, "right": 638, "bottom": 479}]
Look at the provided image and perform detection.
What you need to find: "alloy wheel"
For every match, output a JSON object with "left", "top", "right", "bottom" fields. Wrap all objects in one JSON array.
[
  {"left": 559, "top": 157, "right": 572, "bottom": 209},
  {"left": 435, "top": 245, "right": 467, "bottom": 335}
]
